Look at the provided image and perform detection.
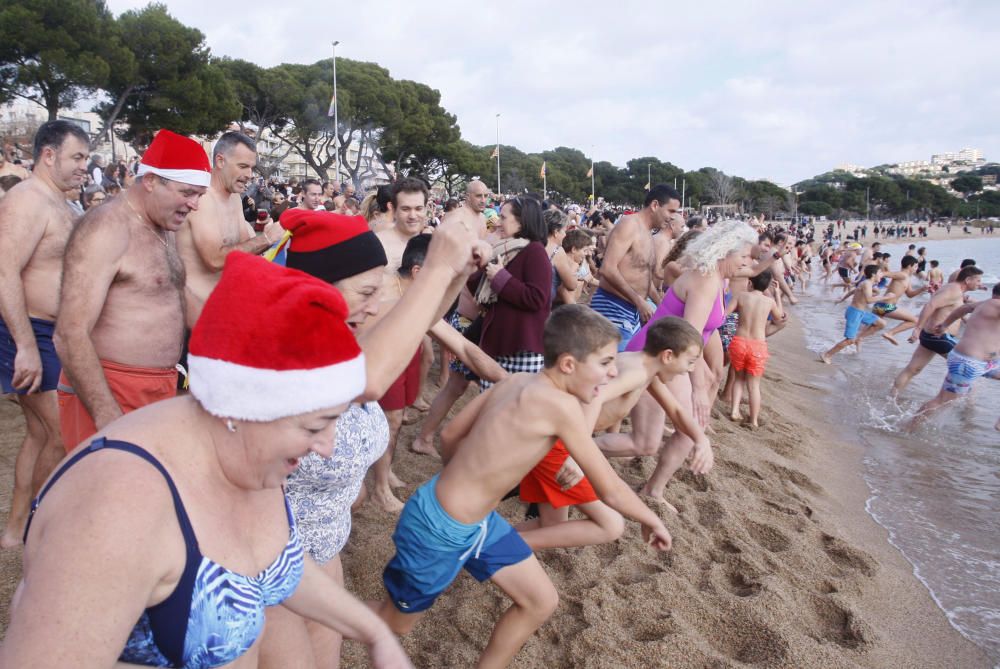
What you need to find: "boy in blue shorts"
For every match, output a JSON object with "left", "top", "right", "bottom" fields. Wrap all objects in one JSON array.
[
  {"left": 821, "top": 264, "right": 886, "bottom": 364},
  {"left": 378, "top": 304, "right": 672, "bottom": 668}
]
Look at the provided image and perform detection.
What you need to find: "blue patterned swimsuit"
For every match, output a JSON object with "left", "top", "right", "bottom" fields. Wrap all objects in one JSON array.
[{"left": 25, "top": 437, "right": 305, "bottom": 668}]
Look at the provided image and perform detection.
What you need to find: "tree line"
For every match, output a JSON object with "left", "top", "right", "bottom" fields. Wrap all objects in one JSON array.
[{"left": 2, "top": 1, "right": 995, "bottom": 215}]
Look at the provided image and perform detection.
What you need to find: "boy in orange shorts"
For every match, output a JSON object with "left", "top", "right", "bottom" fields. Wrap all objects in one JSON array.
[
  {"left": 517, "top": 316, "right": 712, "bottom": 550},
  {"left": 726, "top": 270, "right": 785, "bottom": 427}
]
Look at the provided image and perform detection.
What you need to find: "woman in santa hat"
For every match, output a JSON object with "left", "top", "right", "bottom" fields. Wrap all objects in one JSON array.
[{"left": 0, "top": 253, "right": 412, "bottom": 668}]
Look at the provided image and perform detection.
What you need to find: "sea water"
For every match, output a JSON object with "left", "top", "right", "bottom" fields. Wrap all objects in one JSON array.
[{"left": 794, "top": 237, "right": 1000, "bottom": 662}]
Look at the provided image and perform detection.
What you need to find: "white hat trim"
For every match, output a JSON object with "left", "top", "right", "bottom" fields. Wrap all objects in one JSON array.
[
  {"left": 136, "top": 164, "right": 211, "bottom": 188},
  {"left": 187, "top": 353, "right": 366, "bottom": 422}
]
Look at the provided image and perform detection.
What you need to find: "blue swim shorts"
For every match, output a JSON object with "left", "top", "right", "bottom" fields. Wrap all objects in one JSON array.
[
  {"left": 0, "top": 317, "right": 61, "bottom": 393},
  {"left": 590, "top": 287, "right": 641, "bottom": 352},
  {"left": 843, "top": 306, "right": 878, "bottom": 340},
  {"left": 383, "top": 474, "right": 532, "bottom": 613},
  {"left": 942, "top": 350, "right": 1000, "bottom": 396}
]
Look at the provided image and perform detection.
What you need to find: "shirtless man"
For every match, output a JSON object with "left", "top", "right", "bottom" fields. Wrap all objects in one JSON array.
[
  {"left": 911, "top": 283, "right": 1000, "bottom": 427},
  {"left": 0, "top": 121, "right": 89, "bottom": 548},
  {"left": 281, "top": 179, "right": 323, "bottom": 221},
  {"left": 373, "top": 177, "right": 432, "bottom": 510},
  {"left": 409, "top": 181, "right": 492, "bottom": 456},
  {"left": 891, "top": 265, "right": 984, "bottom": 396},
  {"left": 591, "top": 184, "right": 680, "bottom": 350},
  {"left": 835, "top": 243, "right": 860, "bottom": 289},
  {"left": 874, "top": 255, "right": 926, "bottom": 345},
  {"left": 177, "top": 131, "right": 284, "bottom": 326},
  {"left": 54, "top": 130, "right": 210, "bottom": 450}
]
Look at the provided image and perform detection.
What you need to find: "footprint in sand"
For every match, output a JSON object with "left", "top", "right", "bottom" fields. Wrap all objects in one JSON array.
[
  {"left": 766, "top": 462, "right": 824, "bottom": 494},
  {"left": 746, "top": 520, "right": 793, "bottom": 552},
  {"left": 696, "top": 498, "right": 726, "bottom": 528},
  {"left": 629, "top": 613, "right": 679, "bottom": 642},
  {"left": 725, "top": 567, "right": 763, "bottom": 598},
  {"left": 614, "top": 561, "right": 662, "bottom": 586},
  {"left": 809, "top": 595, "right": 874, "bottom": 649},
  {"left": 821, "top": 534, "right": 878, "bottom": 576}
]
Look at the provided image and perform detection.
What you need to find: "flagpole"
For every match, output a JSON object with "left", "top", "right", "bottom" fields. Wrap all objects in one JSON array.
[
  {"left": 591, "top": 161, "right": 595, "bottom": 203},
  {"left": 647, "top": 163, "right": 651, "bottom": 189},
  {"left": 681, "top": 178, "right": 686, "bottom": 211},
  {"left": 495, "top": 113, "right": 501, "bottom": 197},
  {"left": 543, "top": 170, "right": 547, "bottom": 201},
  {"left": 331, "top": 41, "right": 340, "bottom": 184}
]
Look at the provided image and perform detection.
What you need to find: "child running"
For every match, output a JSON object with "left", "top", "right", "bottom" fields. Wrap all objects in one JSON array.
[
  {"left": 726, "top": 270, "right": 785, "bottom": 427},
  {"left": 820, "top": 264, "right": 885, "bottom": 364},
  {"left": 518, "top": 316, "right": 712, "bottom": 550},
  {"left": 377, "top": 305, "right": 671, "bottom": 669}
]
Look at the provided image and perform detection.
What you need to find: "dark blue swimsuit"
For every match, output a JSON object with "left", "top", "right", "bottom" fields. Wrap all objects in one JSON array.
[{"left": 25, "top": 437, "right": 305, "bottom": 668}]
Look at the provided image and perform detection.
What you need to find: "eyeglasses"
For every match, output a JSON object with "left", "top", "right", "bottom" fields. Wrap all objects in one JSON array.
[{"left": 91, "top": 196, "right": 106, "bottom": 203}]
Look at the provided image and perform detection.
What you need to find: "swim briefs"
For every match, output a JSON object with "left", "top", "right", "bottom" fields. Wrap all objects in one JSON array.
[
  {"left": 378, "top": 346, "right": 422, "bottom": 412},
  {"left": 872, "top": 302, "right": 897, "bottom": 316},
  {"left": 918, "top": 330, "right": 958, "bottom": 357},
  {"left": 719, "top": 313, "right": 739, "bottom": 352},
  {"left": 837, "top": 267, "right": 850, "bottom": 281},
  {"left": 57, "top": 359, "right": 178, "bottom": 452},
  {"left": 519, "top": 439, "right": 599, "bottom": 509},
  {"left": 728, "top": 335, "right": 769, "bottom": 377},
  {"left": 843, "top": 306, "right": 879, "bottom": 340},
  {"left": 590, "top": 287, "right": 641, "bottom": 352},
  {"left": 942, "top": 350, "right": 1000, "bottom": 395},
  {"left": 383, "top": 474, "right": 532, "bottom": 613},
  {"left": 0, "top": 317, "right": 61, "bottom": 394}
]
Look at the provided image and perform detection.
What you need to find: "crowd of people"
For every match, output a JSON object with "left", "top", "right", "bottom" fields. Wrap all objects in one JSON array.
[{"left": 0, "top": 121, "right": 997, "bottom": 669}]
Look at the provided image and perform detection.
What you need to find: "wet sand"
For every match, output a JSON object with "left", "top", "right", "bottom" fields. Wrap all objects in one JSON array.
[{"left": 0, "top": 318, "right": 992, "bottom": 667}]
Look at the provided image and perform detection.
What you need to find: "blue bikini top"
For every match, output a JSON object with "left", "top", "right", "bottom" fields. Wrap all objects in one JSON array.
[{"left": 25, "top": 437, "right": 304, "bottom": 668}]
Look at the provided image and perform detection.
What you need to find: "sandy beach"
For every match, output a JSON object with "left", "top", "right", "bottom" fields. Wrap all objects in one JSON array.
[
  {"left": 0, "top": 316, "right": 992, "bottom": 667},
  {"left": 835, "top": 219, "right": 998, "bottom": 244}
]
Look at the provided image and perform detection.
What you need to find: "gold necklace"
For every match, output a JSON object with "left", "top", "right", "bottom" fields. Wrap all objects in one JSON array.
[{"left": 124, "top": 193, "right": 168, "bottom": 248}]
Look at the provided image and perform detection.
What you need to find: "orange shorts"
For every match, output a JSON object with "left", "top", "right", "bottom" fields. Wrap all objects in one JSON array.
[
  {"left": 728, "top": 335, "right": 769, "bottom": 377},
  {"left": 520, "top": 439, "right": 598, "bottom": 509},
  {"left": 58, "top": 359, "right": 178, "bottom": 452},
  {"left": 378, "top": 347, "right": 422, "bottom": 412}
]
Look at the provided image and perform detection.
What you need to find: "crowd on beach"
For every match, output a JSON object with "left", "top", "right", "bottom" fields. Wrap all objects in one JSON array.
[{"left": 0, "top": 121, "right": 997, "bottom": 669}]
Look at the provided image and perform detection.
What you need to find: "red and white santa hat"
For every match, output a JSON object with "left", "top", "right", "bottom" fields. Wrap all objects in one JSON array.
[
  {"left": 187, "top": 252, "right": 365, "bottom": 421},
  {"left": 135, "top": 129, "right": 212, "bottom": 187}
]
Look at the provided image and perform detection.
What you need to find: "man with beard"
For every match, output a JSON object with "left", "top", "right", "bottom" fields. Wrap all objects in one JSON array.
[
  {"left": 0, "top": 121, "right": 89, "bottom": 547},
  {"left": 55, "top": 130, "right": 210, "bottom": 450}
]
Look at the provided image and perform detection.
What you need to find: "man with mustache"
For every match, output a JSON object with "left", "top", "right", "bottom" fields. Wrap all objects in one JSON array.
[
  {"left": 55, "top": 130, "right": 210, "bottom": 451},
  {"left": 177, "top": 131, "right": 283, "bottom": 326},
  {"left": 0, "top": 121, "right": 90, "bottom": 547}
]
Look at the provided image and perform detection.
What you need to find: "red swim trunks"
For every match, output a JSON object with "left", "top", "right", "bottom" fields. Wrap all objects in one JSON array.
[
  {"left": 520, "top": 439, "right": 598, "bottom": 509},
  {"left": 728, "top": 335, "right": 769, "bottom": 377},
  {"left": 378, "top": 347, "right": 422, "bottom": 412},
  {"left": 58, "top": 359, "right": 178, "bottom": 452}
]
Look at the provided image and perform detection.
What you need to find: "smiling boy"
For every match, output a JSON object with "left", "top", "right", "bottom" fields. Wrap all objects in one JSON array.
[{"left": 377, "top": 304, "right": 671, "bottom": 669}]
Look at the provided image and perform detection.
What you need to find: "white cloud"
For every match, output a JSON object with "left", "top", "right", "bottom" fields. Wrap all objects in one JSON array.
[{"left": 105, "top": 0, "right": 998, "bottom": 184}]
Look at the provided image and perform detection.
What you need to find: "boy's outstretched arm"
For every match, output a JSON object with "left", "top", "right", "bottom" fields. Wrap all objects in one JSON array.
[
  {"left": 554, "top": 396, "right": 672, "bottom": 551},
  {"left": 439, "top": 385, "right": 496, "bottom": 465},
  {"left": 428, "top": 319, "right": 507, "bottom": 382},
  {"left": 647, "top": 378, "right": 713, "bottom": 474}
]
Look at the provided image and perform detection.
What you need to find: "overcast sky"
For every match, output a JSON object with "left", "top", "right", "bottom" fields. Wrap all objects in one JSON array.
[{"left": 107, "top": 0, "right": 998, "bottom": 185}]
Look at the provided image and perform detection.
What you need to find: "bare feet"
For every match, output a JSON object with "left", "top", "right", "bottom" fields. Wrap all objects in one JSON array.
[
  {"left": 409, "top": 435, "right": 438, "bottom": 457},
  {"left": 730, "top": 410, "right": 741, "bottom": 422},
  {"left": 1, "top": 529, "right": 23, "bottom": 550},
  {"left": 882, "top": 333, "right": 899, "bottom": 346},
  {"left": 402, "top": 408, "right": 421, "bottom": 426},
  {"left": 412, "top": 397, "right": 431, "bottom": 412},
  {"left": 371, "top": 486, "right": 405, "bottom": 513},
  {"left": 388, "top": 469, "right": 406, "bottom": 488},
  {"left": 639, "top": 488, "right": 678, "bottom": 514},
  {"left": 819, "top": 353, "right": 832, "bottom": 365}
]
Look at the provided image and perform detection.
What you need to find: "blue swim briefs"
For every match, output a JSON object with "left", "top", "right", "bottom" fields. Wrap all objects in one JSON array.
[
  {"left": 0, "top": 317, "right": 61, "bottom": 394},
  {"left": 383, "top": 474, "right": 532, "bottom": 613},
  {"left": 843, "top": 306, "right": 878, "bottom": 340},
  {"left": 590, "top": 287, "right": 641, "bottom": 352}
]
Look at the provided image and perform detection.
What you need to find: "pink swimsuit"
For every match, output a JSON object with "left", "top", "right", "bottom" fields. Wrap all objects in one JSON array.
[{"left": 624, "top": 286, "right": 725, "bottom": 352}]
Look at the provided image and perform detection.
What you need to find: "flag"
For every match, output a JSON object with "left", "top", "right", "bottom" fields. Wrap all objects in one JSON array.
[
  {"left": 540, "top": 161, "right": 547, "bottom": 179},
  {"left": 263, "top": 230, "right": 293, "bottom": 262},
  {"left": 587, "top": 193, "right": 594, "bottom": 201},
  {"left": 326, "top": 93, "right": 336, "bottom": 117},
  {"left": 490, "top": 146, "right": 499, "bottom": 159},
  {"left": 586, "top": 165, "right": 594, "bottom": 178},
  {"left": 644, "top": 181, "right": 651, "bottom": 190}
]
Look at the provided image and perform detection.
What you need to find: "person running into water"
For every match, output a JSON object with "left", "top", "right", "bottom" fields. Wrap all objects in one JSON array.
[
  {"left": 726, "top": 270, "right": 786, "bottom": 426},
  {"left": 820, "top": 264, "right": 886, "bottom": 364},
  {"left": 376, "top": 305, "right": 671, "bottom": 669},
  {"left": 910, "top": 283, "right": 1000, "bottom": 427},
  {"left": 891, "top": 265, "right": 984, "bottom": 396},
  {"left": 874, "top": 255, "right": 927, "bottom": 345}
]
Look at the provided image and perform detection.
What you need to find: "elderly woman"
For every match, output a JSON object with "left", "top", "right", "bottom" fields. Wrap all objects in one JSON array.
[
  {"left": 0, "top": 253, "right": 411, "bottom": 668},
  {"left": 599, "top": 221, "right": 757, "bottom": 504},
  {"left": 467, "top": 195, "right": 552, "bottom": 386},
  {"left": 258, "top": 210, "right": 490, "bottom": 668}
]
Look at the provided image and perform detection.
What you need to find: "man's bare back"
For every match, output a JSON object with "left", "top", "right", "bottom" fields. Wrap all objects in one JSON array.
[
  {"left": 733, "top": 291, "right": 781, "bottom": 340},
  {"left": 62, "top": 198, "right": 186, "bottom": 367}
]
